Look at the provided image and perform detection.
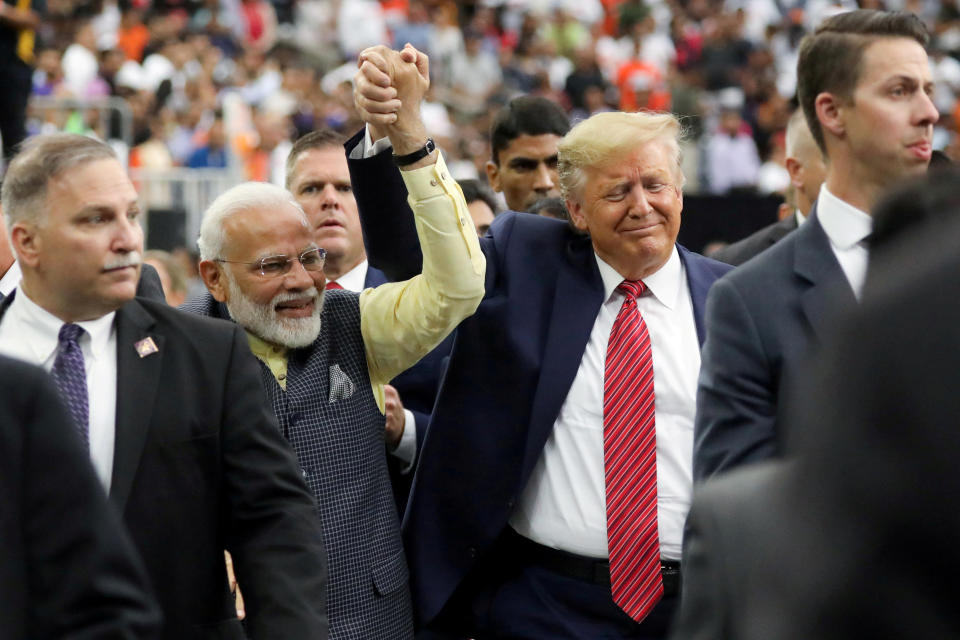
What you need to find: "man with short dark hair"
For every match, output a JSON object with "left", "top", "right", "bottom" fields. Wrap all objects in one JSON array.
[
  {"left": 694, "top": 9, "right": 938, "bottom": 480},
  {"left": 0, "top": 132, "right": 329, "bottom": 639},
  {"left": 486, "top": 95, "right": 571, "bottom": 212}
]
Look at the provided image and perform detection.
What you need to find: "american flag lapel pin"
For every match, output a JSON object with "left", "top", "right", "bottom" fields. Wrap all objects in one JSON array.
[{"left": 135, "top": 337, "right": 159, "bottom": 358}]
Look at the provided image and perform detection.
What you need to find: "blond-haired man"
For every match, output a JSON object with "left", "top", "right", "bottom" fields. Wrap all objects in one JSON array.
[{"left": 349, "top": 45, "right": 731, "bottom": 639}]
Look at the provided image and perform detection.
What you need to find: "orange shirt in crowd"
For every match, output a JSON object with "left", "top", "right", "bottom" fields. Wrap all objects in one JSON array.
[
  {"left": 117, "top": 23, "right": 150, "bottom": 61},
  {"left": 616, "top": 60, "right": 671, "bottom": 112}
]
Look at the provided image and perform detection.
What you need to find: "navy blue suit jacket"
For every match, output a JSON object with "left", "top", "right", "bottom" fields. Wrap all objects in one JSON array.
[
  {"left": 693, "top": 207, "right": 856, "bottom": 481},
  {"left": 347, "top": 132, "right": 731, "bottom": 626}
]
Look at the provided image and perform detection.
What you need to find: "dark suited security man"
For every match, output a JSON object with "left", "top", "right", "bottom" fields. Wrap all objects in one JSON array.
[
  {"left": 694, "top": 9, "right": 938, "bottom": 480},
  {"left": 0, "top": 133, "right": 329, "bottom": 639},
  {"left": 284, "top": 128, "right": 451, "bottom": 513},
  {"left": 1, "top": 355, "right": 161, "bottom": 640},
  {"left": 673, "top": 174, "right": 960, "bottom": 640},
  {"left": 351, "top": 45, "right": 731, "bottom": 638},
  {"left": 0, "top": 212, "right": 166, "bottom": 301},
  {"left": 711, "top": 108, "right": 827, "bottom": 266}
]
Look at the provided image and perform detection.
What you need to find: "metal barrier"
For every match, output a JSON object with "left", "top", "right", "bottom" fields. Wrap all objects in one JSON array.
[
  {"left": 29, "top": 96, "right": 135, "bottom": 149},
  {"left": 129, "top": 168, "right": 243, "bottom": 249}
]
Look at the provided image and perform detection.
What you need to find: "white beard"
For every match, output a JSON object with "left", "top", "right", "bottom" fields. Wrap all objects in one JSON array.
[{"left": 223, "top": 273, "right": 323, "bottom": 349}]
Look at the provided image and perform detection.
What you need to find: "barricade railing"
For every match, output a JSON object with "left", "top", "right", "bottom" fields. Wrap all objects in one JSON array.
[{"left": 129, "top": 167, "right": 244, "bottom": 250}]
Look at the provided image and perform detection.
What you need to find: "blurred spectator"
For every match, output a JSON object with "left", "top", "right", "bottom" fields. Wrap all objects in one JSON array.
[
  {"left": 529, "top": 195, "right": 569, "bottom": 220},
  {"left": 445, "top": 28, "right": 502, "bottom": 117},
  {"left": 61, "top": 18, "right": 99, "bottom": 97},
  {"left": 459, "top": 178, "right": 500, "bottom": 235},
  {"left": 187, "top": 111, "right": 229, "bottom": 168},
  {"left": 145, "top": 249, "right": 189, "bottom": 306},
  {"left": 117, "top": 7, "right": 149, "bottom": 61},
  {"left": 705, "top": 105, "right": 761, "bottom": 194}
]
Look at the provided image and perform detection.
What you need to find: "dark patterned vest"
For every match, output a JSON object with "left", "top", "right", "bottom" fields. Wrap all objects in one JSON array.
[{"left": 182, "top": 290, "right": 413, "bottom": 639}]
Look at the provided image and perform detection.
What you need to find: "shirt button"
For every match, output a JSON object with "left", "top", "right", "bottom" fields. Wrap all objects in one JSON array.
[
  {"left": 459, "top": 217, "right": 467, "bottom": 225},
  {"left": 430, "top": 179, "right": 438, "bottom": 187},
  {"left": 278, "top": 373, "right": 286, "bottom": 381},
  {"left": 441, "top": 172, "right": 447, "bottom": 180}
]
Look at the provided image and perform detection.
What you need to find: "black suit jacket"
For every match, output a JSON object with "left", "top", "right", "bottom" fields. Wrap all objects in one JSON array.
[
  {"left": 0, "top": 355, "right": 161, "bottom": 640},
  {"left": 693, "top": 207, "right": 855, "bottom": 480},
  {"left": 711, "top": 215, "right": 798, "bottom": 266},
  {"left": 0, "top": 294, "right": 329, "bottom": 640}
]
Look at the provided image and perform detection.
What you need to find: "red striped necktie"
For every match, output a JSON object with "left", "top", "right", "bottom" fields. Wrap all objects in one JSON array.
[
  {"left": 325, "top": 281, "right": 343, "bottom": 290},
  {"left": 604, "top": 279, "right": 662, "bottom": 623}
]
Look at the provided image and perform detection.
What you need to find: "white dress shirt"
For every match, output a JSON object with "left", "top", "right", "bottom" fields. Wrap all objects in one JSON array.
[
  {"left": 0, "top": 260, "right": 21, "bottom": 297},
  {"left": 0, "top": 290, "right": 117, "bottom": 490},
  {"left": 510, "top": 248, "right": 700, "bottom": 561},
  {"left": 331, "top": 258, "right": 417, "bottom": 468},
  {"left": 816, "top": 184, "right": 873, "bottom": 299}
]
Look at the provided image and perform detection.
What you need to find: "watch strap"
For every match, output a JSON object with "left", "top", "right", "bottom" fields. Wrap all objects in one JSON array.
[{"left": 392, "top": 138, "right": 436, "bottom": 167}]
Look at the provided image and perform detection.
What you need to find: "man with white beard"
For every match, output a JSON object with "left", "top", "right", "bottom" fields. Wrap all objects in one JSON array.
[{"left": 181, "top": 125, "right": 485, "bottom": 637}]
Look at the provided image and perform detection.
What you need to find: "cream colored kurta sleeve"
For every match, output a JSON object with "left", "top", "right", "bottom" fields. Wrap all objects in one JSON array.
[{"left": 359, "top": 152, "right": 486, "bottom": 412}]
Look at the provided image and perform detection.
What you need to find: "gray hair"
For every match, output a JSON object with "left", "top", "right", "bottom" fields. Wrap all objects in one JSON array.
[
  {"left": 2, "top": 133, "right": 117, "bottom": 228},
  {"left": 198, "top": 181, "right": 306, "bottom": 260}
]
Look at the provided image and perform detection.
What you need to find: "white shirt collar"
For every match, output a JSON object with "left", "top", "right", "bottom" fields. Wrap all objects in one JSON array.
[
  {"left": 816, "top": 184, "right": 873, "bottom": 250},
  {"left": 11, "top": 288, "right": 116, "bottom": 363},
  {"left": 595, "top": 246, "right": 683, "bottom": 310},
  {"left": 332, "top": 259, "right": 368, "bottom": 293},
  {"left": 795, "top": 209, "right": 807, "bottom": 227},
  {"left": 0, "top": 260, "right": 21, "bottom": 297}
]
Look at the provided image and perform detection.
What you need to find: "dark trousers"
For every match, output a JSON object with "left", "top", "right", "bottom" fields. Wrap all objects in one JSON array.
[
  {"left": 0, "top": 60, "right": 31, "bottom": 165},
  {"left": 426, "top": 532, "right": 678, "bottom": 639}
]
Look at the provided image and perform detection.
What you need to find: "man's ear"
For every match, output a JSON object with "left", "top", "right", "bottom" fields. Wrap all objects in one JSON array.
[
  {"left": 198, "top": 260, "right": 229, "bottom": 303},
  {"left": 566, "top": 198, "right": 590, "bottom": 233},
  {"left": 10, "top": 222, "right": 39, "bottom": 268},
  {"left": 785, "top": 157, "right": 803, "bottom": 188},
  {"left": 485, "top": 160, "right": 502, "bottom": 192},
  {"left": 815, "top": 92, "right": 845, "bottom": 140}
]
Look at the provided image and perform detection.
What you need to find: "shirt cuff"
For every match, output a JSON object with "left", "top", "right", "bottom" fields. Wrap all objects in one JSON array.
[
  {"left": 390, "top": 408, "right": 417, "bottom": 473},
  {"left": 353, "top": 124, "right": 395, "bottom": 159}
]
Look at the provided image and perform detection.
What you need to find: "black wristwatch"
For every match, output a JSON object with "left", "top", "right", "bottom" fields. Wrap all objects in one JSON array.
[{"left": 392, "top": 138, "right": 436, "bottom": 167}]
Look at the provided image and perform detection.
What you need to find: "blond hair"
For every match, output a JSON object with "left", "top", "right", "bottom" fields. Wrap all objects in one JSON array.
[{"left": 557, "top": 111, "right": 685, "bottom": 202}]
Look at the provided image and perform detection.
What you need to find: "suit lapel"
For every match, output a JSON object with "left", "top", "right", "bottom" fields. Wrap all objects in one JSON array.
[
  {"left": 111, "top": 300, "right": 165, "bottom": 512},
  {"left": 520, "top": 236, "right": 604, "bottom": 482},
  {"left": 794, "top": 207, "right": 857, "bottom": 343},
  {"left": 678, "top": 246, "right": 715, "bottom": 347}
]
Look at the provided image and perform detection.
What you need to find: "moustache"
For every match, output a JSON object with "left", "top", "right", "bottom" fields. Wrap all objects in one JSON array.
[
  {"left": 103, "top": 252, "right": 142, "bottom": 271},
  {"left": 272, "top": 287, "right": 321, "bottom": 306}
]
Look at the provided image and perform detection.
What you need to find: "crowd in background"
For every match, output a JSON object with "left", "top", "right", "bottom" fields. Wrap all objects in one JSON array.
[{"left": 18, "top": 0, "right": 960, "bottom": 199}]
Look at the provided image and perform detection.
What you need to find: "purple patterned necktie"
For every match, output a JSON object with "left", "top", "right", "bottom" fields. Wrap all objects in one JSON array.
[{"left": 52, "top": 323, "right": 89, "bottom": 448}]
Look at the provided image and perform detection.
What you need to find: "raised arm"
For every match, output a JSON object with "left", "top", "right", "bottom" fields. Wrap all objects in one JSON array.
[
  {"left": 345, "top": 45, "right": 435, "bottom": 281},
  {"left": 353, "top": 45, "right": 485, "bottom": 384}
]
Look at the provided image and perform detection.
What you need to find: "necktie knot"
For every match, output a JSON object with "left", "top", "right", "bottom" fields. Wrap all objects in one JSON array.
[
  {"left": 59, "top": 322, "right": 85, "bottom": 345},
  {"left": 616, "top": 279, "right": 646, "bottom": 301},
  {"left": 325, "top": 281, "right": 343, "bottom": 290}
]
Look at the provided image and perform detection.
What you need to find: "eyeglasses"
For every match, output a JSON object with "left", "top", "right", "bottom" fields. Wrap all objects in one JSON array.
[{"left": 215, "top": 247, "right": 327, "bottom": 278}]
